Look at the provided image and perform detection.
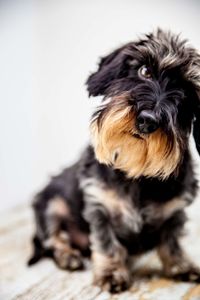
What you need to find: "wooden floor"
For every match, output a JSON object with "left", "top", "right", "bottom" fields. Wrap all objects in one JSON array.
[{"left": 1, "top": 203, "right": 200, "bottom": 300}]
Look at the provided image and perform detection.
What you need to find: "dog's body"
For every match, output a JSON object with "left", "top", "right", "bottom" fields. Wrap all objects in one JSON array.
[{"left": 29, "top": 30, "right": 200, "bottom": 292}]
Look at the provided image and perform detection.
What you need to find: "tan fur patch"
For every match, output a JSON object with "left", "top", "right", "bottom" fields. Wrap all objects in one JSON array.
[
  {"left": 45, "top": 233, "right": 83, "bottom": 270},
  {"left": 158, "top": 244, "right": 193, "bottom": 275},
  {"left": 69, "top": 225, "right": 89, "bottom": 250},
  {"left": 47, "top": 196, "right": 69, "bottom": 218},
  {"left": 142, "top": 197, "right": 188, "bottom": 223},
  {"left": 161, "top": 197, "right": 187, "bottom": 219},
  {"left": 92, "top": 249, "right": 129, "bottom": 289},
  {"left": 92, "top": 248, "right": 127, "bottom": 271},
  {"left": 44, "top": 233, "right": 70, "bottom": 250},
  {"left": 82, "top": 178, "right": 142, "bottom": 232},
  {"left": 90, "top": 95, "right": 181, "bottom": 179}
]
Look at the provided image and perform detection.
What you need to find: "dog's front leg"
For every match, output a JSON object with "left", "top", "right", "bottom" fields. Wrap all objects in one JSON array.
[
  {"left": 84, "top": 202, "right": 130, "bottom": 293},
  {"left": 157, "top": 212, "right": 200, "bottom": 283}
]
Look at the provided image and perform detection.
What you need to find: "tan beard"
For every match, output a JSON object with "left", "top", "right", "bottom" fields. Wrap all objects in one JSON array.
[{"left": 90, "top": 95, "right": 181, "bottom": 179}]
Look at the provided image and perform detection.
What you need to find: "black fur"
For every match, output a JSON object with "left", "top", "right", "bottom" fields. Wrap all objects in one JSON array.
[{"left": 29, "top": 29, "right": 200, "bottom": 293}]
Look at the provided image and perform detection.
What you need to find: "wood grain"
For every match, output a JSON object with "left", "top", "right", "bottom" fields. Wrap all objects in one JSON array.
[{"left": 1, "top": 203, "right": 200, "bottom": 300}]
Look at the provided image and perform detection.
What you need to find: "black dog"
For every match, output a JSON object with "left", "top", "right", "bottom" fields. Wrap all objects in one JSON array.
[{"left": 29, "top": 29, "right": 200, "bottom": 293}]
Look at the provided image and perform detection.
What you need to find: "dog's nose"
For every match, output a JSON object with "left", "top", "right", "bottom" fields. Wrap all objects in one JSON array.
[{"left": 137, "top": 111, "right": 159, "bottom": 134}]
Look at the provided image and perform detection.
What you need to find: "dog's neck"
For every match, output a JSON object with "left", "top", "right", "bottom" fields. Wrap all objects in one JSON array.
[{"left": 89, "top": 144, "right": 190, "bottom": 186}]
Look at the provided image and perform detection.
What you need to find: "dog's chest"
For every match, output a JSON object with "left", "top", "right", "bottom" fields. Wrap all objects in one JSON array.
[{"left": 82, "top": 178, "right": 188, "bottom": 234}]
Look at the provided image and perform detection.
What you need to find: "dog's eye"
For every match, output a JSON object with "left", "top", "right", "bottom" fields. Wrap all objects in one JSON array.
[{"left": 138, "top": 65, "right": 152, "bottom": 79}]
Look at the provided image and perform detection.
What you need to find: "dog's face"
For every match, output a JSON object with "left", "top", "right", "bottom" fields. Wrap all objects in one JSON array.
[{"left": 87, "top": 30, "right": 200, "bottom": 179}]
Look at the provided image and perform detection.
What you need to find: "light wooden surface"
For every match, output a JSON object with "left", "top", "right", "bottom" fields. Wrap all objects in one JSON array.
[{"left": 1, "top": 203, "right": 200, "bottom": 300}]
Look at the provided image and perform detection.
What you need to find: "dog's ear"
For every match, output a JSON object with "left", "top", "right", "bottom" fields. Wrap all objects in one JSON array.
[
  {"left": 186, "top": 51, "right": 200, "bottom": 155},
  {"left": 193, "top": 101, "right": 200, "bottom": 155},
  {"left": 86, "top": 45, "right": 130, "bottom": 97}
]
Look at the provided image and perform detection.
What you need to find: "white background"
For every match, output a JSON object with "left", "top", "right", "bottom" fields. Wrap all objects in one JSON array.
[{"left": 0, "top": 0, "right": 200, "bottom": 211}]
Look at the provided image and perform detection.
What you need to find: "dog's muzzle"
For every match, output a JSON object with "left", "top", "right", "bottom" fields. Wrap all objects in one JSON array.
[{"left": 136, "top": 111, "right": 159, "bottom": 134}]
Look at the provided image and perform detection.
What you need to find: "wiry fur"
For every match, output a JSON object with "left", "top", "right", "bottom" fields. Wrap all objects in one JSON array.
[
  {"left": 29, "top": 29, "right": 200, "bottom": 293},
  {"left": 90, "top": 94, "right": 181, "bottom": 179}
]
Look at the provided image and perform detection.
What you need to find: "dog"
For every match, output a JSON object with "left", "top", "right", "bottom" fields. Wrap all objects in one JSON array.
[{"left": 29, "top": 29, "right": 200, "bottom": 293}]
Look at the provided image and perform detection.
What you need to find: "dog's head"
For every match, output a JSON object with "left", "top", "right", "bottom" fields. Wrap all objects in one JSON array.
[{"left": 86, "top": 29, "right": 200, "bottom": 179}]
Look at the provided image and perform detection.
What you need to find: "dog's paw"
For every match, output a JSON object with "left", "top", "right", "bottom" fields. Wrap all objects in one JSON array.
[
  {"left": 94, "top": 267, "right": 130, "bottom": 293},
  {"left": 54, "top": 248, "right": 84, "bottom": 271},
  {"left": 173, "top": 267, "right": 200, "bottom": 283}
]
